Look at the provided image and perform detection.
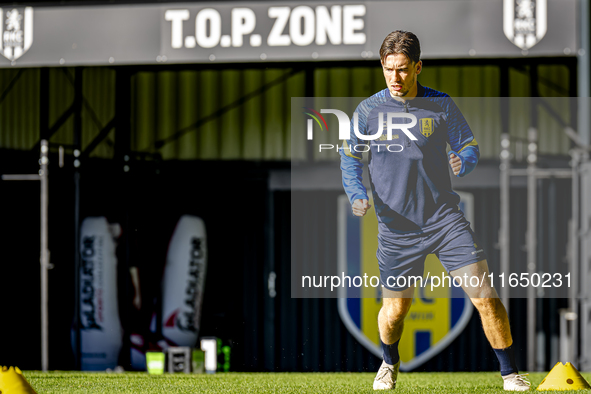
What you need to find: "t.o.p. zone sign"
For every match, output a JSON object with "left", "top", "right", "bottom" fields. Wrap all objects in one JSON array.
[
  {"left": 0, "top": 0, "right": 576, "bottom": 68},
  {"left": 159, "top": 4, "right": 367, "bottom": 63}
]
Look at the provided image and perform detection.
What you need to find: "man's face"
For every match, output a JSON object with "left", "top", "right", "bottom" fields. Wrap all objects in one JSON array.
[{"left": 381, "top": 53, "right": 422, "bottom": 99}]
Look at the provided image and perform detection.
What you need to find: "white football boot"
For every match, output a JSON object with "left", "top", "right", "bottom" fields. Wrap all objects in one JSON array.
[
  {"left": 373, "top": 360, "right": 400, "bottom": 390},
  {"left": 503, "top": 373, "right": 531, "bottom": 391}
]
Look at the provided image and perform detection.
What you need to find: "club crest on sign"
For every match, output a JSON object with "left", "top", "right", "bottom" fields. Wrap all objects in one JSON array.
[
  {"left": 0, "top": 7, "right": 33, "bottom": 62},
  {"left": 503, "top": 0, "right": 547, "bottom": 50}
]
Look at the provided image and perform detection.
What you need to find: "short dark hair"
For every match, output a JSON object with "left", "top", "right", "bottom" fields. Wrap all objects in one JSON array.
[{"left": 379, "top": 30, "right": 421, "bottom": 64}]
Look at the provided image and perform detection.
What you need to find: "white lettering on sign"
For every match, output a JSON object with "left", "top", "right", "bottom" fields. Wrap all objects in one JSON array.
[
  {"left": 232, "top": 8, "right": 256, "bottom": 47},
  {"left": 165, "top": 5, "right": 366, "bottom": 50},
  {"left": 267, "top": 7, "right": 291, "bottom": 46},
  {"left": 289, "top": 6, "right": 315, "bottom": 46},
  {"left": 195, "top": 9, "right": 221, "bottom": 48},
  {"left": 343, "top": 5, "right": 366, "bottom": 45},
  {"left": 316, "top": 6, "right": 341, "bottom": 45},
  {"left": 165, "top": 9, "right": 190, "bottom": 49}
]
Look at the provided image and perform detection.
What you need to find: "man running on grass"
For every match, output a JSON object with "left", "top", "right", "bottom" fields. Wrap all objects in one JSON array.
[{"left": 339, "top": 30, "right": 530, "bottom": 391}]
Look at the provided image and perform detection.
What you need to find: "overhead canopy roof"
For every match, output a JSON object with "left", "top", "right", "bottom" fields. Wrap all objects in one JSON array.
[{"left": 0, "top": 0, "right": 577, "bottom": 68}]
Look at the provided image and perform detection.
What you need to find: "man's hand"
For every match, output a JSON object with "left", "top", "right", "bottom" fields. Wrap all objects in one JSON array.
[
  {"left": 449, "top": 153, "right": 462, "bottom": 176},
  {"left": 352, "top": 199, "right": 371, "bottom": 217}
]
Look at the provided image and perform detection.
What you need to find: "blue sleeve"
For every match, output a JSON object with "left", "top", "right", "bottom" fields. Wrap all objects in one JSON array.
[
  {"left": 340, "top": 103, "right": 368, "bottom": 204},
  {"left": 441, "top": 96, "right": 480, "bottom": 177},
  {"left": 448, "top": 146, "right": 479, "bottom": 177}
]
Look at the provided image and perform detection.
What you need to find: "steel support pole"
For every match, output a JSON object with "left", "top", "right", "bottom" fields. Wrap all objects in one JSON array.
[
  {"left": 570, "top": 149, "right": 580, "bottom": 366},
  {"left": 73, "top": 67, "right": 83, "bottom": 370},
  {"left": 527, "top": 127, "right": 538, "bottom": 372},
  {"left": 40, "top": 69, "right": 49, "bottom": 141},
  {"left": 263, "top": 187, "right": 276, "bottom": 371},
  {"left": 560, "top": 309, "right": 571, "bottom": 363},
  {"left": 580, "top": 155, "right": 591, "bottom": 370},
  {"left": 576, "top": 0, "right": 590, "bottom": 370},
  {"left": 578, "top": 0, "right": 590, "bottom": 147},
  {"left": 548, "top": 179, "right": 559, "bottom": 365},
  {"left": 40, "top": 140, "right": 49, "bottom": 372},
  {"left": 499, "top": 133, "right": 511, "bottom": 310},
  {"left": 2, "top": 145, "right": 50, "bottom": 370},
  {"left": 114, "top": 68, "right": 132, "bottom": 368}
]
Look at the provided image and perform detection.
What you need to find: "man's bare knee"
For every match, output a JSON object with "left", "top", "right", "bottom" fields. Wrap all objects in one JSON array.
[
  {"left": 466, "top": 283, "right": 498, "bottom": 300},
  {"left": 472, "top": 297, "right": 502, "bottom": 317},
  {"left": 381, "top": 298, "right": 412, "bottom": 324}
]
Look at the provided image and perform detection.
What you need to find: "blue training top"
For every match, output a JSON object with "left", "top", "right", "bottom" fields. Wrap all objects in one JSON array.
[{"left": 340, "top": 83, "right": 479, "bottom": 233}]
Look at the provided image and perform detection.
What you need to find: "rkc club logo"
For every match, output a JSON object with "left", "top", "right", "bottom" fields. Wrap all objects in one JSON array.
[
  {"left": 503, "top": 0, "right": 547, "bottom": 50},
  {"left": 420, "top": 118, "right": 433, "bottom": 138},
  {"left": 0, "top": 7, "right": 33, "bottom": 62},
  {"left": 337, "top": 193, "right": 475, "bottom": 370}
]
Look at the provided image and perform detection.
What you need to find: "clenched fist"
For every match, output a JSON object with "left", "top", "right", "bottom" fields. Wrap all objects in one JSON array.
[
  {"left": 449, "top": 153, "right": 462, "bottom": 176},
  {"left": 352, "top": 199, "right": 371, "bottom": 217}
]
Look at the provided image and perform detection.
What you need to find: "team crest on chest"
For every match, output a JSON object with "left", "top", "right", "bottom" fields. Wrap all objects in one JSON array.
[{"left": 420, "top": 118, "right": 434, "bottom": 138}]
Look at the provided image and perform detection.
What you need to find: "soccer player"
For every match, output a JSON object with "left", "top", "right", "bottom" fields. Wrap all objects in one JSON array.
[{"left": 339, "top": 31, "right": 530, "bottom": 391}]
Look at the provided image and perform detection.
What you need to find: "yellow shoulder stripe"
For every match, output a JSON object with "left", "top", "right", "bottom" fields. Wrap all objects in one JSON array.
[
  {"left": 459, "top": 138, "right": 478, "bottom": 153},
  {"left": 342, "top": 140, "right": 362, "bottom": 160}
]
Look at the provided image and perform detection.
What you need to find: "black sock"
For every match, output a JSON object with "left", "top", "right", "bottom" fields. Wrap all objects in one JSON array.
[
  {"left": 493, "top": 345, "right": 518, "bottom": 376},
  {"left": 381, "top": 339, "right": 400, "bottom": 365}
]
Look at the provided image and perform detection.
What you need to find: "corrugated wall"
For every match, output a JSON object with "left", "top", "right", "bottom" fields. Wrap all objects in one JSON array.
[
  {"left": 0, "top": 63, "right": 574, "bottom": 160},
  {"left": 507, "top": 65, "right": 573, "bottom": 157},
  {"left": 131, "top": 69, "right": 304, "bottom": 160},
  {"left": 0, "top": 68, "right": 116, "bottom": 157},
  {"left": 48, "top": 67, "right": 116, "bottom": 159},
  {"left": 0, "top": 68, "right": 39, "bottom": 149}
]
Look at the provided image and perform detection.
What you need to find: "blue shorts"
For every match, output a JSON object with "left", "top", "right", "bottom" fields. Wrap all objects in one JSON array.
[{"left": 377, "top": 215, "right": 487, "bottom": 291}]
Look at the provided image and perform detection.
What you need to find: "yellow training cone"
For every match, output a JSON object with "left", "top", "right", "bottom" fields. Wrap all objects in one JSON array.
[
  {"left": 0, "top": 366, "right": 37, "bottom": 394},
  {"left": 537, "top": 362, "right": 591, "bottom": 391}
]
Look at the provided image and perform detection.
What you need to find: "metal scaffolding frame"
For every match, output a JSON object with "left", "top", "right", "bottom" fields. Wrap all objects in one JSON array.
[
  {"left": 1, "top": 140, "right": 50, "bottom": 372},
  {"left": 577, "top": 0, "right": 591, "bottom": 373},
  {"left": 499, "top": 0, "right": 591, "bottom": 370},
  {"left": 500, "top": 129, "right": 590, "bottom": 373},
  {"left": 580, "top": 157, "right": 591, "bottom": 371}
]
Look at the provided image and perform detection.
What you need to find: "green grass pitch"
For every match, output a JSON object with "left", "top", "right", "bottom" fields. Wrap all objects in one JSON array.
[{"left": 22, "top": 371, "right": 591, "bottom": 393}]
